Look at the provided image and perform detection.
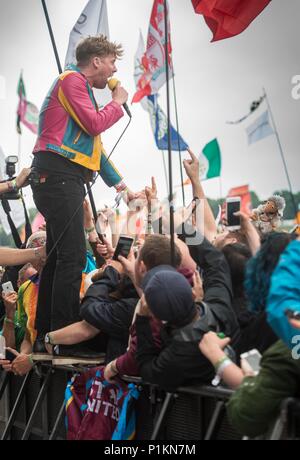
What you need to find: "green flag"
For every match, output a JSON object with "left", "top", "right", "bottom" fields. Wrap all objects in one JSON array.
[
  {"left": 199, "top": 138, "right": 221, "bottom": 180},
  {"left": 17, "top": 73, "right": 26, "bottom": 99}
]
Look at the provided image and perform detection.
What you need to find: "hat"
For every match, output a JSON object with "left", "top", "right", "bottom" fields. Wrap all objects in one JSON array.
[{"left": 143, "top": 265, "right": 196, "bottom": 327}]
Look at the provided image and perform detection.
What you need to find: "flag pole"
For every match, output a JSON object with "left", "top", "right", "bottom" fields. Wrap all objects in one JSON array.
[
  {"left": 161, "top": 150, "right": 169, "bottom": 195},
  {"left": 164, "top": 0, "right": 175, "bottom": 265},
  {"left": 40, "top": 0, "right": 104, "bottom": 242},
  {"left": 41, "top": 0, "right": 63, "bottom": 74},
  {"left": 263, "top": 87, "right": 298, "bottom": 216},
  {"left": 171, "top": 76, "right": 186, "bottom": 207},
  {"left": 18, "top": 133, "right": 21, "bottom": 171}
]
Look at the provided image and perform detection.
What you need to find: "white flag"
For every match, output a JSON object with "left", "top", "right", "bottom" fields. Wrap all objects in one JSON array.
[
  {"left": 64, "top": 0, "right": 109, "bottom": 69},
  {"left": 246, "top": 110, "right": 274, "bottom": 145},
  {"left": 134, "top": 31, "right": 148, "bottom": 111}
]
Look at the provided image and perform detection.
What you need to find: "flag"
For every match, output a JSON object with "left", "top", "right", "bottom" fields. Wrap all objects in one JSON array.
[
  {"left": 191, "top": 0, "right": 271, "bottom": 42},
  {"left": 16, "top": 73, "right": 38, "bottom": 135},
  {"left": 64, "top": 0, "right": 109, "bottom": 68},
  {"left": 199, "top": 138, "right": 221, "bottom": 180},
  {"left": 134, "top": 31, "right": 188, "bottom": 151},
  {"left": 246, "top": 110, "right": 273, "bottom": 144},
  {"left": 227, "top": 95, "right": 265, "bottom": 124},
  {"left": 147, "top": 95, "right": 188, "bottom": 151},
  {"left": 228, "top": 184, "right": 252, "bottom": 214},
  {"left": 132, "top": 0, "right": 173, "bottom": 103}
]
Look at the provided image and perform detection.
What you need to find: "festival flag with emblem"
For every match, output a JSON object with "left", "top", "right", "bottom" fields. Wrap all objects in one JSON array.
[
  {"left": 191, "top": 0, "right": 271, "bottom": 42},
  {"left": 134, "top": 31, "right": 188, "bottom": 151},
  {"left": 199, "top": 138, "right": 221, "bottom": 180},
  {"left": 64, "top": 0, "right": 109, "bottom": 69},
  {"left": 16, "top": 73, "right": 38, "bottom": 135},
  {"left": 132, "top": 0, "right": 173, "bottom": 103}
]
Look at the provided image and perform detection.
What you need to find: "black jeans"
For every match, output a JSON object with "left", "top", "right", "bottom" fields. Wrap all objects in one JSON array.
[{"left": 32, "top": 175, "right": 86, "bottom": 334}]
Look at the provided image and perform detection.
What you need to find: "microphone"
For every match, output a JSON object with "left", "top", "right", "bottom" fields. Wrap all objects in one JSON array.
[{"left": 108, "top": 78, "right": 132, "bottom": 118}]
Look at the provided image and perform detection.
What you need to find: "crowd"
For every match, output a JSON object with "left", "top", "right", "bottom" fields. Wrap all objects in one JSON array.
[{"left": 0, "top": 34, "right": 299, "bottom": 440}]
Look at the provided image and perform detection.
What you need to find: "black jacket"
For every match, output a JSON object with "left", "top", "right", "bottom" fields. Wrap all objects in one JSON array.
[
  {"left": 80, "top": 266, "right": 139, "bottom": 362},
  {"left": 136, "top": 237, "right": 240, "bottom": 392}
]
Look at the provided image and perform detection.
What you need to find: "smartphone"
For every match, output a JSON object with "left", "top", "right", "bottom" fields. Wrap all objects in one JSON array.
[
  {"left": 226, "top": 197, "right": 241, "bottom": 230},
  {"left": 285, "top": 309, "right": 300, "bottom": 320},
  {"left": 240, "top": 349, "right": 262, "bottom": 375},
  {"left": 112, "top": 235, "right": 134, "bottom": 261},
  {"left": 2, "top": 281, "right": 14, "bottom": 295},
  {"left": 0, "top": 336, "right": 5, "bottom": 359},
  {"left": 5, "top": 348, "right": 16, "bottom": 362}
]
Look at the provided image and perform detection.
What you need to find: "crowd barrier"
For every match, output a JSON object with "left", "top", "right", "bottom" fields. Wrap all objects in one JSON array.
[{"left": 0, "top": 364, "right": 298, "bottom": 440}]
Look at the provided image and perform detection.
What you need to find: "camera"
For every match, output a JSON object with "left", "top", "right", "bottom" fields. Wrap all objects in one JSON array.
[
  {"left": 27, "top": 167, "right": 41, "bottom": 187},
  {"left": 0, "top": 155, "right": 20, "bottom": 200},
  {"left": 5, "top": 155, "right": 18, "bottom": 179}
]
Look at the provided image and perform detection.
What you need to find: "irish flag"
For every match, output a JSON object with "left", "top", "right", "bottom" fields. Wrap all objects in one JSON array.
[{"left": 199, "top": 138, "right": 221, "bottom": 180}]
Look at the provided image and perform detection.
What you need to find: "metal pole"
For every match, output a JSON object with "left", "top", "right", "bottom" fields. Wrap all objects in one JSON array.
[
  {"left": 172, "top": 76, "right": 186, "bottom": 207},
  {"left": 263, "top": 88, "right": 298, "bottom": 216},
  {"left": 41, "top": 0, "right": 103, "bottom": 238},
  {"left": 161, "top": 150, "right": 169, "bottom": 195},
  {"left": 41, "top": 0, "right": 63, "bottom": 74},
  {"left": 164, "top": 0, "right": 175, "bottom": 265}
]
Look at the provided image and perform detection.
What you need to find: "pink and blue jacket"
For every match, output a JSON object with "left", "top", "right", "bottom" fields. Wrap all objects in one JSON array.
[{"left": 33, "top": 65, "right": 124, "bottom": 187}]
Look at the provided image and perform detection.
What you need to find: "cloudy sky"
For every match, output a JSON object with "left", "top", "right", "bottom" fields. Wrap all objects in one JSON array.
[{"left": 0, "top": 0, "right": 299, "bottom": 211}]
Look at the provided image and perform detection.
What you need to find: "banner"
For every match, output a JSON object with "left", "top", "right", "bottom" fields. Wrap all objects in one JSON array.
[
  {"left": 132, "top": 0, "right": 173, "bottom": 103},
  {"left": 191, "top": 0, "right": 271, "bottom": 42},
  {"left": 246, "top": 110, "right": 274, "bottom": 144},
  {"left": 16, "top": 73, "right": 38, "bottom": 135},
  {"left": 134, "top": 32, "right": 187, "bottom": 151},
  {"left": 199, "top": 138, "right": 221, "bottom": 180},
  {"left": 65, "top": 0, "right": 109, "bottom": 68}
]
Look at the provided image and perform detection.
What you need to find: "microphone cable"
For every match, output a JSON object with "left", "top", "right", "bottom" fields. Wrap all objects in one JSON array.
[{"left": 41, "top": 115, "right": 132, "bottom": 264}]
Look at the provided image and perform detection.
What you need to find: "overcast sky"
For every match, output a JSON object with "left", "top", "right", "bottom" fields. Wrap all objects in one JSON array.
[{"left": 0, "top": 0, "right": 299, "bottom": 210}]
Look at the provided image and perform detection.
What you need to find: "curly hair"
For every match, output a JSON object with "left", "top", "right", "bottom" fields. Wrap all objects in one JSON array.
[
  {"left": 244, "top": 232, "right": 296, "bottom": 313},
  {"left": 76, "top": 35, "right": 123, "bottom": 66}
]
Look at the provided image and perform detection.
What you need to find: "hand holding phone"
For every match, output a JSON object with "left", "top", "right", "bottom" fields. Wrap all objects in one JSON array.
[
  {"left": 240, "top": 348, "right": 261, "bottom": 375},
  {"left": 226, "top": 197, "right": 241, "bottom": 231},
  {"left": 112, "top": 235, "right": 134, "bottom": 261},
  {"left": 2, "top": 281, "right": 14, "bottom": 295}
]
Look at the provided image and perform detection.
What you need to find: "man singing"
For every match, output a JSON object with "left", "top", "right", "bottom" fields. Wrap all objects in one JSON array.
[{"left": 31, "top": 35, "right": 134, "bottom": 358}]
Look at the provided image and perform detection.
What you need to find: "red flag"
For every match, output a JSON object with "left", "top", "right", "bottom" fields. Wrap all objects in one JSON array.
[
  {"left": 132, "top": 0, "right": 173, "bottom": 103},
  {"left": 228, "top": 184, "right": 252, "bottom": 215},
  {"left": 191, "top": 0, "right": 271, "bottom": 42}
]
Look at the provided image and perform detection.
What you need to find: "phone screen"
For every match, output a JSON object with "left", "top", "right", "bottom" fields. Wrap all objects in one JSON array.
[
  {"left": 227, "top": 200, "right": 241, "bottom": 227},
  {"left": 112, "top": 236, "right": 134, "bottom": 260},
  {"left": 241, "top": 350, "right": 261, "bottom": 374}
]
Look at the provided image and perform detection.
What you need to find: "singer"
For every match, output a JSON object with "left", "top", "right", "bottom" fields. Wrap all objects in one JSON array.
[{"left": 30, "top": 35, "right": 134, "bottom": 358}]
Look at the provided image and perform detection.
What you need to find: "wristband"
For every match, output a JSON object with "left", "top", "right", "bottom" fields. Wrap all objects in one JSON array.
[
  {"left": 28, "top": 354, "right": 34, "bottom": 365},
  {"left": 85, "top": 226, "right": 95, "bottom": 234},
  {"left": 214, "top": 355, "right": 228, "bottom": 372},
  {"left": 7, "top": 179, "right": 18, "bottom": 192},
  {"left": 215, "top": 358, "right": 232, "bottom": 377}
]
